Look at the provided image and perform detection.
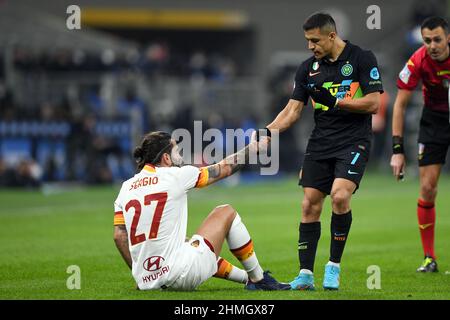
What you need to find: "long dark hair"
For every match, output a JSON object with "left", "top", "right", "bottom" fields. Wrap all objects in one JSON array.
[{"left": 133, "top": 131, "right": 173, "bottom": 170}]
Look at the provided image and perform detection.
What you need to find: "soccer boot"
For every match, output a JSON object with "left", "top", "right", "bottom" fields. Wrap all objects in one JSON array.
[
  {"left": 245, "top": 271, "right": 291, "bottom": 291},
  {"left": 289, "top": 271, "right": 315, "bottom": 290},
  {"left": 416, "top": 256, "right": 438, "bottom": 273},
  {"left": 323, "top": 263, "right": 340, "bottom": 290}
]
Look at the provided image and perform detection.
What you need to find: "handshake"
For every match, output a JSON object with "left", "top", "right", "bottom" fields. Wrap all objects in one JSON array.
[
  {"left": 302, "top": 83, "right": 339, "bottom": 110},
  {"left": 249, "top": 128, "right": 272, "bottom": 153}
]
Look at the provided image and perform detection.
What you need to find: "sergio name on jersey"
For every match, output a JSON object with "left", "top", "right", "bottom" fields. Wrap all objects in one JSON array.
[{"left": 113, "top": 164, "right": 208, "bottom": 290}]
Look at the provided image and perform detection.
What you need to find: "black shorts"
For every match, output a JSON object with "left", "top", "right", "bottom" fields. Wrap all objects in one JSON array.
[
  {"left": 418, "top": 108, "right": 450, "bottom": 166},
  {"left": 299, "top": 144, "right": 369, "bottom": 195},
  {"left": 417, "top": 143, "right": 450, "bottom": 166}
]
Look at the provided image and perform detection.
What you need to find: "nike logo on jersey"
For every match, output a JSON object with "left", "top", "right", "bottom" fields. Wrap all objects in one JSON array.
[
  {"left": 419, "top": 223, "right": 434, "bottom": 230},
  {"left": 309, "top": 71, "right": 321, "bottom": 77},
  {"left": 347, "top": 170, "right": 359, "bottom": 175}
]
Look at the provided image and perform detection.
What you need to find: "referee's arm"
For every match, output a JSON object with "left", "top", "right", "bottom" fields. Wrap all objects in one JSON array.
[
  {"left": 390, "top": 89, "right": 414, "bottom": 180},
  {"left": 337, "top": 92, "right": 380, "bottom": 114},
  {"left": 392, "top": 89, "right": 414, "bottom": 137},
  {"left": 266, "top": 99, "right": 305, "bottom": 132}
]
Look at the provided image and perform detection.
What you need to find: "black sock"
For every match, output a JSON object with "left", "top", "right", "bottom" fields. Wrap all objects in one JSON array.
[
  {"left": 298, "top": 222, "right": 321, "bottom": 272},
  {"left": 330, "top": 211, "right": 352, "bottom": 263}
]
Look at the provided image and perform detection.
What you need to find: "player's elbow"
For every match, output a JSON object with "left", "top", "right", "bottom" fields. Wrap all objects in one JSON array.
[
  {"left": 369, "top": 99, "right": 380, "bottom": 114},
  {"left": 113, "top": 227, "right": 126, "bottom": 244},
  {"left": 113, "top": 232, "right": 121, "bottom": 246}
]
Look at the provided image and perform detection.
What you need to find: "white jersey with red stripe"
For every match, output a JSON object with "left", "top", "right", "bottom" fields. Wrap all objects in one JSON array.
[{"left": 113, "top": 164, "right": 209, "bottom": 290}]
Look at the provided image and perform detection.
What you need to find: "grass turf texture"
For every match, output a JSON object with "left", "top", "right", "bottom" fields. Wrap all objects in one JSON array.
[{"left": 0, "top": 174, "right": 449, "bottom": 300}]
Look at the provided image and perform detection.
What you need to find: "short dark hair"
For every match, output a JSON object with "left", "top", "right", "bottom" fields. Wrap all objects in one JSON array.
[
  {"left": 133, "top": 131, "right": 173, "bottom": 170},
  {"left": 421, "top": 16, "right": 449, "bottom": 34},
  {"left": 303, "top": 12, "right": 337, "bottom": 33}
]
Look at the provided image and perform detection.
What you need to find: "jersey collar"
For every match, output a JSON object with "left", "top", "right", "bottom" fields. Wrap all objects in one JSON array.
[
  {"left": 143, "top": 164, "right": 157, "bottom": 173},
  {"left": 320, "top": 40, "right": 352, "bottom": 64}
]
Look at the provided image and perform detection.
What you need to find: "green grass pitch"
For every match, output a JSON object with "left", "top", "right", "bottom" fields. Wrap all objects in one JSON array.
[{"left": 0, "top": 174, "right": 449, "bottom": 300}]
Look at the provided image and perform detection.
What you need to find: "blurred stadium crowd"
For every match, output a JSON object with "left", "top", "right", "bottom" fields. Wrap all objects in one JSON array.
[
  {"left": 0, "top": 41, "right": 253, "bottom": 187},
  {"left": 11, "top": 43, "right": 237, "bottom": 79}
]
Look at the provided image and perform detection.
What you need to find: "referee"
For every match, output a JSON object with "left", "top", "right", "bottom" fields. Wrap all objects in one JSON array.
[
  {"left": 257, "top": 13, "right": 383, "bottom": 290},
  {"left": 391, "top": 16, "right": 450, "bottom": 273}
]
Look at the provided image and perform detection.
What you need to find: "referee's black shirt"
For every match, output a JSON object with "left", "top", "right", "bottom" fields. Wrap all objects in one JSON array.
[{"left": 291, "top": 41, "right": 384, "bottom": 159}]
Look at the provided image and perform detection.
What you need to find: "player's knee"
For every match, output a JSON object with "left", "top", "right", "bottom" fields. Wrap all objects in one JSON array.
[
  {"left": 330, "top": 189, "right": 351, "bottom": 208},
  {"left": 302, "top": 198, "right": 311, "bottom": 213},
  {"left": 215, "top": 204, "right": 235, "bottom": 213},
  {"left": 213, "top": 204, "right": 236, "bottom": 221},
  {"left": 420, "top": 183, "right": 438, "bottom": 202},
  {"left": 302, "top": 198, "right": 320, "bottom": 216}
]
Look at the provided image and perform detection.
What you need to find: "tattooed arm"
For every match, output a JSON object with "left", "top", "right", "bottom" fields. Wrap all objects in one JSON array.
[
  {"left": 114, "top": 225, "right": 132, "bottom": 269},
  {"left": 201, "top": 142, "right": 255, "bottom": 187}
]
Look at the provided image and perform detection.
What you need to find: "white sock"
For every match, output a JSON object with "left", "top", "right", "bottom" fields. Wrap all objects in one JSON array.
[
  {"left": 300, "top": 269, "right": 313, "bottom": 275},
  {"left": 327, "top": 261, "right": 340, "bottom": 268},
  {"left": 215, "top": 257, "right": 249, "bottom": 284},
  {"left": 228, "top": 266, "right": 249, "bottom": 284},
  {"left": 227, "top": 213, "right": 264, "bottom": 282}
]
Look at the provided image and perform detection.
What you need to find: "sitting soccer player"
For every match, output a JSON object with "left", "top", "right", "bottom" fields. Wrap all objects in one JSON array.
[{"left": 113, "top": 131, "right": 289, "bottom": 291}]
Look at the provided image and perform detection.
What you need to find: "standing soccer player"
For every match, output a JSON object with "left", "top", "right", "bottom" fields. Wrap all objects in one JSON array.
[
  {"left": 391, "top": 16, "right": 450, "bottom": 273},
  {"left": 113, "top": 131, "right": 289, "bottom": 291},
  {"left": 255, "top": 13, "right": 382, "bottom": 290}
]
